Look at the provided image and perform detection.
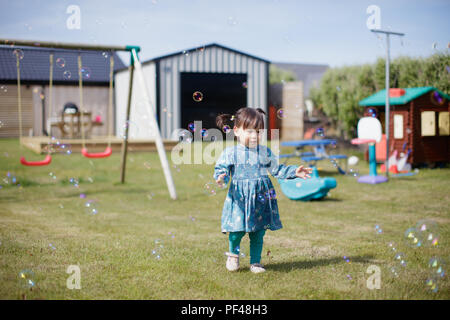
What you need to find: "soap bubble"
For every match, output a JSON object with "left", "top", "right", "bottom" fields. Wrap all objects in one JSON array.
[
  {"left": 175, "top": 129, "right": 193, "bottom": 143},
  {"left": 425, "top": 277, "right": 439, "bottom": 293},
  {"left": 193, "top": 91, "right": 203, "bottom": 102},
  {"left": 367, "top": 107, "right": 377, "bottom": 117},
  {"left": 13, "top": 49, "right": 24, "bottom": 60},
  {"left": 347, "top": 168, "right": 359, "bottom": 177},
  {"left": 242, "top": 82, "right": 248, "bottom": 88},
  {"left": 18, "top": 269, "right": 35, "bottom": 289},
  {"left": 222, "top": 125, "right": 231, "bottom": 133},
  {"left": 388, "top": 242, "right": 397, "bottom": 252},
  {"left": 188, "top": 122, "right": 196, "bottom": 132},
  {"left": 430, "top": 91, "right": 445, "bottom": 106},
  {"left": 428, "top": 257, "right": 446, "bottom": 278},
  {"left": 391, "top": 266, "right": 399, "bottom": 278},
  {"left": 69, "top": 177, "right": 79, "bottom": 188},
  {"left": 374, "top": 224, "right": 383, "bottom": 234},
  {"left": 3, "top": 172, "right": 18, "bottom": 185},
  {"left": 203, "top": 182, "right": 217, "bottom": 196},
  {"left": 394, "top": 252, "right": 407, "bottom": 267},
  {"left": 0, "top": 85, "right": 7, "bottom": 93},
  {"left": 151, "top": 245, "right": 162, "bottom": 260},
  {"left": 316, "top": 127, "right": 324, "bottom": 137},
  {"left": 227, "top": 16, "right": 238, "bottom": 26},
  {"left": 102, "top": 52, "right": 109, "bottom": 59},
  {"left": 54, "top": 143, "right": 72, "bottom": 155},
  {"left": 415, "top": 219, "right": 439, "bottom": 247},
  {"left": 120, "top": 120, "right": 139, "bottom": 139},
  {"left": 63, "top": 70, "right": 72, "bottom": 79},
  {"left": 404, "top": 227, "right": 422, "bottom": 248},
  {"left": 79, "top": 66, "right": 92, "bottom": 79},
  {"left": 201, "top": 128, "right": 208, "bottom": 138},
  {"left": 276, "top": 109, "right": 284, "bottom": 119},
  {"left": 268, "top": 188, "right": 276, "bottom": 199},
  {"left": 84, "top": 200, "right": 98, "bottom": 215},
  {"left": 56, "top": 57, "right": 65, "bottom": 68},
  {"left": 257, "top": 193, "right": 265, "bottom": 203}
]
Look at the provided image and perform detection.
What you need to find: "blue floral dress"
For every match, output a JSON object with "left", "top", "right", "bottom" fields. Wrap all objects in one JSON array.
[{"left": 213, "top": 143, "right": 298, "bottom": 233}]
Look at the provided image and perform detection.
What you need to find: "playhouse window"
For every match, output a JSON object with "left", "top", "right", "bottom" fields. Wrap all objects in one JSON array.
[
  {"left": 438, "top": 112, "right": 449, "bottom": 136},
  {"left": 393, "top": 114, "right": 403, "bottom": 139},
  {"left": 421, "top": 111, "right": 436, "bottom": 136}
]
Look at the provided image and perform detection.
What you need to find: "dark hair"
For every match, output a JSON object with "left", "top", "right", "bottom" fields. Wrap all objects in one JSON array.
[{"left": 216, "top": 107, "right": 266, "bottom": 131}]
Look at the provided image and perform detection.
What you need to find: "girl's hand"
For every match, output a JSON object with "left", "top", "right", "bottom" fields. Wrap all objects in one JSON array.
[
  {"left": 216, "top": 173, "right": 227, "bottom": 187},
  {"left": 295, "top": 165, "right": 313, "bottom": 179}
]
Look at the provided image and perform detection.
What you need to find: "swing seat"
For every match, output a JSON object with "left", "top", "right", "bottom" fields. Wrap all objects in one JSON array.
[
  {"left": 20, "top": 154, "right": 52, "bottom": 166},
  {"left": 81, "top": 146, "right": 112, "bottom": 158}
]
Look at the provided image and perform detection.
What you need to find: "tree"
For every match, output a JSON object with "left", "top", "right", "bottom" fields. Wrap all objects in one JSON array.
[{"left": 269, "top": 65, "right": 297, "bottom": 85}]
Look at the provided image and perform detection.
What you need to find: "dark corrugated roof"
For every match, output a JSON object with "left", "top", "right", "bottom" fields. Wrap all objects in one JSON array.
[{"left": 0, "top": 45, "right": 126, "bottom": 84}]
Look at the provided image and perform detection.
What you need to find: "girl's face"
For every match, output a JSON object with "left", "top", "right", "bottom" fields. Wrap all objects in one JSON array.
[{"left": 234, "top": 126, "right": 262, "bottom": 148}]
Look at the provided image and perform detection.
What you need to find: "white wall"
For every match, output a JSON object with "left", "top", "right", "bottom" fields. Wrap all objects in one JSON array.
[{"left": 114, "top": 61, "right": 157, "bottom": 139}]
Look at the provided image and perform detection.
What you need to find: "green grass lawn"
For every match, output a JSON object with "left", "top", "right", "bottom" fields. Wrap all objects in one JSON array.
[{"left": 0, "top": 138, "right": 449, "bottom": 300}]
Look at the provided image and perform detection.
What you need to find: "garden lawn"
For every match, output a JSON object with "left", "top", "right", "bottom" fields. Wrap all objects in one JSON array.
[{"left": 0, "top": 138, "right": 449, "bottom": 299}]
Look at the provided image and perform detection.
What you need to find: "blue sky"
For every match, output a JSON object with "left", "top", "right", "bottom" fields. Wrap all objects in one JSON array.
[{"left": 0, "top": 0, "right": 448, "bottom": 67}]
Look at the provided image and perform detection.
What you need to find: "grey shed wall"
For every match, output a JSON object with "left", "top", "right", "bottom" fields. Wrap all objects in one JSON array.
[{"left": 155, "top": 45, "right": 269, "bottom": 139}]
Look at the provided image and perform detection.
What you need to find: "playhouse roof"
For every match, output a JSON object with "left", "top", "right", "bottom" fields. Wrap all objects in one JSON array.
[{"left": 359, "top": 87, "right": 450, "bottom": 107}]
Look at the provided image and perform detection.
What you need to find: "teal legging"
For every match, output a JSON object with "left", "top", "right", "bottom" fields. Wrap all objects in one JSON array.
[{"left": 229, "top": 230, "right": 266, "bottom": 264}]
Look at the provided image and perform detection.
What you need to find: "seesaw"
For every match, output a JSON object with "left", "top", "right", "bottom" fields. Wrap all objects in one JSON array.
[{"left": 278, "top": 166, "right": 337, "bottom": 201}]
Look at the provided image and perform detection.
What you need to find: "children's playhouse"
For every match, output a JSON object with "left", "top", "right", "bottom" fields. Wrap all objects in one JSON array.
[{"left": 358, "top": 87, "right": 449, "bottom": 167}]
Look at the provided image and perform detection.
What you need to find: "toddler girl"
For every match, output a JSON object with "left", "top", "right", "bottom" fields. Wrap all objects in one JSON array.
[{"left": 213, "top": 107, "right": 312, "bottom": 273}]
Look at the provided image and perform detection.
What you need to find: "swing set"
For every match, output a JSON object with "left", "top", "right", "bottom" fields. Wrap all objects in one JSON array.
[
  {"left": 14, "top": 47, "right": 115, "bottom": 163},
  {"left": 6, "top": 38, "right": 177, "bottom": 199}
]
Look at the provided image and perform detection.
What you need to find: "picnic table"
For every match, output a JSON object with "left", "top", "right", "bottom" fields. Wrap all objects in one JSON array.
[
  {"left": 51, "top": 112, "right": 103, "bottom": 139},
  {"left": 280, "top": 139, "right": 348, "bottom": 173}
]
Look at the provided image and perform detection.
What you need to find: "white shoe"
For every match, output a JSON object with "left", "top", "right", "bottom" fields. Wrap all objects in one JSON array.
[
  {"left": 250, "top": 263, "right": 266, "bottom": 273},
  {"left": 225, "top": 252, "right": 240, "bottom": 271}
]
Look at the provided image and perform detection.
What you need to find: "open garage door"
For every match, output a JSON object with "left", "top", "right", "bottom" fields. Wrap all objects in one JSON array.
[{"left": 180, "top": 72, "right": 247, "bottom": 134}]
